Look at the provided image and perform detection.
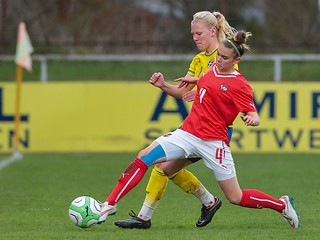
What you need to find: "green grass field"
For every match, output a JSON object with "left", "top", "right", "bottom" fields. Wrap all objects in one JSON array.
[{"left": 0, "top": 153, "right": 319, "bottom": 240}]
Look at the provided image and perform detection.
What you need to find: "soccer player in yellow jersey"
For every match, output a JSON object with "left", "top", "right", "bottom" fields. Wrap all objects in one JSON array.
[{"left": 113, "top": 11, "right": 237, "bottom": 229}]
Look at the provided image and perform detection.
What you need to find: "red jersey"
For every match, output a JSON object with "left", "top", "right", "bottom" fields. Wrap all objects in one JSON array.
[{"left": 181, "top": 64, "right": 256, "bottom": 145}]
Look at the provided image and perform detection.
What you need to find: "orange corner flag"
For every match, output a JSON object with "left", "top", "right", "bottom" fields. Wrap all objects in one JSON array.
[{"left": 15, "top": 22, "right": 34, "bottom": 72}]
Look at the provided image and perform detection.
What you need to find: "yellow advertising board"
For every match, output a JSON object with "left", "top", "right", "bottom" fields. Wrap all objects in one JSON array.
[{"left": 0, "top": 82, "right": 319, "bottom": 153}]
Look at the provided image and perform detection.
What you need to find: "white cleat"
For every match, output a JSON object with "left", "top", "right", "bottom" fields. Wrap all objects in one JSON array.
[
  {"left": 98, "top": 202, "right": 117, "bottom": 224},
  {"left": 280, "top": 195, "right": 300, "bottom": 229}
]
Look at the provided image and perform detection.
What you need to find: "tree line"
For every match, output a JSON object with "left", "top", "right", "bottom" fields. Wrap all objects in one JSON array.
[{"left": 1, "top": 0, "right": 319, "bottom": 54}]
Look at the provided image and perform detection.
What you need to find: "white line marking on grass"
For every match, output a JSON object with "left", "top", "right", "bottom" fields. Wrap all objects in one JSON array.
[{"left": 0, "top": 151, "right": 23, "bottom": 171}]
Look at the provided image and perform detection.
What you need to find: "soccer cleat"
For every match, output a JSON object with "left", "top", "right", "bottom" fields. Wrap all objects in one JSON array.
[
  {"left": 280, "top": 195, "right": 300, "bottom": 229},
  {"left": 114, "top": 210, "right": 151, "bottom": 229},
  {"left": 97, "top": 202, "right": 117, "bottom": 224},
  {"left": 196, "top": 196, "right": 222, "bottom": 227}
]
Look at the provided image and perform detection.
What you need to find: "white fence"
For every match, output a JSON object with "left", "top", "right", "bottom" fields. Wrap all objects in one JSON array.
[{"left": 1, "top": 54, "right": 320, "bottom": 82}]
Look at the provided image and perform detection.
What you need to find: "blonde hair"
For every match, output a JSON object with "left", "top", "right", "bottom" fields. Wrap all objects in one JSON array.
[{"left": 192, "top": 11, "right": 237, "bottom": 43}]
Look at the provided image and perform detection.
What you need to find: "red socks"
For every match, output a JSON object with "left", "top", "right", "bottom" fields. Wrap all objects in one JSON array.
[
  {"left": 239, "top": 189, "right": 285, "bottom": 213},
  {"left": 106, "top": 161, "right": 286, "bottom": 215},
  {"left": 106, "top": 158, "right": 148, "bottom": 205}
]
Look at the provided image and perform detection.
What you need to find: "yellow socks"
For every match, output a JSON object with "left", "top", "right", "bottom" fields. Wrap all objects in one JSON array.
[
  {"left": 169, "top": 168, "right": 214, "bottom": 207},
  {"left": 138, "top": 166, "right": 214, "bottom": 220},
  {"left": 138, "top": 165, "right": 169, "bottom": 219}
]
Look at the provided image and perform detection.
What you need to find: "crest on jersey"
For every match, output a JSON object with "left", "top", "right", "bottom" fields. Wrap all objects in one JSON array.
[
  {"left": 220, "top": 84, "right": 228, "bottom": 91},
  {"left": 207, "top": 58, "right": 215, "bottom": 68}
]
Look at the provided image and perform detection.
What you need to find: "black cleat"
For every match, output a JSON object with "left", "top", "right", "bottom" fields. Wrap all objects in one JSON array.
[
  {"left": 196, "top": 196, "right": 222, "bottom": 227},
  {"left": 114, "top": 210, "right": 151, "bottom": 229}
]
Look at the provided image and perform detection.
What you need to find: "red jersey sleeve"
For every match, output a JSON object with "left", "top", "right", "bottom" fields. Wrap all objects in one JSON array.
[{"left": 233, "top": 80, "right": 256, "bottom": 113}]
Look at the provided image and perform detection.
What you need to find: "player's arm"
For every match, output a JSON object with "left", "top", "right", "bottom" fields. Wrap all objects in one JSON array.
[{"left": 149, "top": 72, "right": 196, "bottom": 99}]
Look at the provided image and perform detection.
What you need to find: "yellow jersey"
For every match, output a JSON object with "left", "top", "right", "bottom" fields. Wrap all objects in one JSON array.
[{"left": 187, "top": 48, "right": 238, "bottom": 77}]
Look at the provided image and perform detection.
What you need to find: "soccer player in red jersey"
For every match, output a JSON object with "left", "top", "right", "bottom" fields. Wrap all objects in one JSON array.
[
  {"left": 115, "top": 11, "right": 237, "bottom": 229},
  {"left": 99, "top": 30, "right": 300, "bottom": 229}
]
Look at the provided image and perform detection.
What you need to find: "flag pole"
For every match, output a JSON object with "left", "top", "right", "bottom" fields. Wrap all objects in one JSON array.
[
  {"left": 13, "top": 64, "right": 23, "bottom": 154},
  {"left": 11, "top": 22, "right": 33, "bottom": 159}
]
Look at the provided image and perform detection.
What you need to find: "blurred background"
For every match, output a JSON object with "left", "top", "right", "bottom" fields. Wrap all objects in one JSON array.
[
  {"left": 1, "top": 0, "right": 320, "bottom": 54},
  {"left": 1, "top": 0, "right": 320, "bottom": 154},
  {"left": 1, "top": 0, "right": 320, "bottom": 82}
]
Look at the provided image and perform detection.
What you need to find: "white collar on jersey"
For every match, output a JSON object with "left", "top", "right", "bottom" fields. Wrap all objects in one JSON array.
[{"left": 212, "top": 64, "right": 239, "bottom": 78}]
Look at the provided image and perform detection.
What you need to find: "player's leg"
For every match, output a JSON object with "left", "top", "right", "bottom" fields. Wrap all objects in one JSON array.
[
  {"left": 99, "top": 142, "right": 167, "bottom": 224},
  {"left": 218, "top": 176, "right": 300, "bottom": 228},
  {"left": 102, "top": 129, "right": 191, "bottom": 225},
  {"left": 114, "top": 163, "right": 169, "bottom": 229},
  {"left": 115, "top": 158, "right": 220, "bottom": 229},
  {"left": 106, "top": 142, "right": 166, "bottom": 204},
  {"left": 136, "top": 159, "right": 217, "bottom": 221},
  {"left": 205, "top": 141, "right": 300, "bottom": 229},
  {"left": 164, "top": 159, "right": 221, "bottom": 227}
]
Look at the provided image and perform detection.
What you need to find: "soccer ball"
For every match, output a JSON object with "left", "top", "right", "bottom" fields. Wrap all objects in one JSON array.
[{"left": 68, "top": 196, "right": 101, "bottom": 228}]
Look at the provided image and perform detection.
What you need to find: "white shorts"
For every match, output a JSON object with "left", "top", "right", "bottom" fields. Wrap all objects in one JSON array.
[{"left": 155, "top": 129, "right": 236, "bottom": 181}]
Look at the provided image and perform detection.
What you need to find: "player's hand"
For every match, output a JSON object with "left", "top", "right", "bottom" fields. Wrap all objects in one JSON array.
[
  {"left": 240, "top": 113, "right": 260, "bottom": 126},
  {"left": 149, "top": 72, "right": 165, "bottom": 88},
  {"left": 182, "top": 90, "right": 196, "bottom": 102},
  {"left": 174, "top": 76, "right": 199, "bottom": 88}
]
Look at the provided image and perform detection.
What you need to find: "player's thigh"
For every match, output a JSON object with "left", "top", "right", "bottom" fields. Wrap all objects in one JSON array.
[
  {"left": 137, "top": 141, "right": 166, "bottom": 164},
  {"left": 157, "top": 158, "right": 193, "bottom": 176},
  {"left": 218, "top": 176, "right": 242, "bottom": 204}
]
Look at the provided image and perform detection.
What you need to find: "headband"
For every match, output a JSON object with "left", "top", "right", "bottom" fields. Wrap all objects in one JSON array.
[{"left": 227, "top": 39, "right": 241, "bottom": 57}]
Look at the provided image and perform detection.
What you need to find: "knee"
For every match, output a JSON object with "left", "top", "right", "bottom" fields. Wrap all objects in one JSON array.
[
  {"left": 157, "top": 160, "right": 192, "bottom": 176},
  {"left": 225, "top": 194, "right": 242, "bottom": 205},
  {"left": 137, "top": 148, "right": 148, "bottom": 158},
  {"left": 155, "top": 163, "right": 168, "bottom": 175},
  {"left": 157, "top": 163, "right": 177, "bottom": 176}
]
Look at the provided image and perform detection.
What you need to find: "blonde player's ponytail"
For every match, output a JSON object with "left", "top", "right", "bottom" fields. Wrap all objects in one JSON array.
[{"left": 192, "top": 11, "right": 237, "bottom": 43}]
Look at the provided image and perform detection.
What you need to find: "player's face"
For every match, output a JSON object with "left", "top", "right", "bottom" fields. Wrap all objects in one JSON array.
[
  {"left": 191, "top": 21, "right": 214, "bottom": 52},
  {"left": 216, "top": 44, "right": 240, "bottom": 73}
]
